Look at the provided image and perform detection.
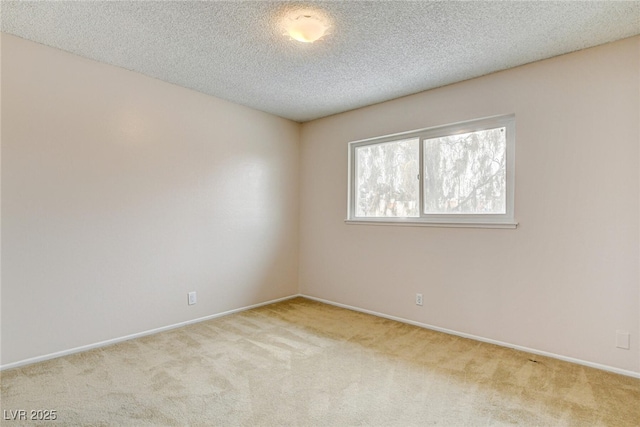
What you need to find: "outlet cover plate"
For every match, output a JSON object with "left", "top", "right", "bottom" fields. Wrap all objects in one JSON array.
[
  {"left": 188, "top": 291, "right": 197, "bottom": 305},
  {"left": 616, "top": 330, "right": 630, "bottom": 349}
]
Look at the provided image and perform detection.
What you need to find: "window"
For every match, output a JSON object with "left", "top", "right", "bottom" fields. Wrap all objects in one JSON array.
[{"left": 347, "top": 115, "right": 516, "bottom": 228}]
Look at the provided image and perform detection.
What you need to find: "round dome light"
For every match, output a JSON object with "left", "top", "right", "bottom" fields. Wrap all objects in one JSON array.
[{"left": 284, "top": 14, "right": 329, "bottom": 43}]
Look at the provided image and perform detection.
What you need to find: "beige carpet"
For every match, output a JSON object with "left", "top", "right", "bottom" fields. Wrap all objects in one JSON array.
[{"left": 1, "top": 297, "right": 639, "bottom": 426}]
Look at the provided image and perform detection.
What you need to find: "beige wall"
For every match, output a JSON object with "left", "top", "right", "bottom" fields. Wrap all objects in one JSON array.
[
  {"left": 1, "top": 34, "right": 300, "bottom": 366},
  {"left": 299, "top": 37, "right": 640, "bottom": 374}
]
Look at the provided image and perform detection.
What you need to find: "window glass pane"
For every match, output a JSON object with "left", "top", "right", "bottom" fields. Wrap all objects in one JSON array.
[
  {"left": 423, "top": 127, "right": 506, "bottom": 214},
  {"left": 355, "top": 138, "right": 419, "bottom": 217}
]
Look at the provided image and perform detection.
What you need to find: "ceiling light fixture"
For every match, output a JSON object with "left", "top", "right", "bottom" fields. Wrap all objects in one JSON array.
[{"left": 283, "top": 13, "right": 329, "bottom": 43}]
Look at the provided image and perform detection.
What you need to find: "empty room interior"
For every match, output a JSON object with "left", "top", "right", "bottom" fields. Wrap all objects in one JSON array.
[{"left": 1, "top": 1, "right": 640, "bottom": 425}]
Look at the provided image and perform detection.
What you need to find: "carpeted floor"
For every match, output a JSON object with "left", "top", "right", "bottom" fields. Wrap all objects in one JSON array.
[{"left": 1, "top": 297, "right": 639, "bottom": 426}]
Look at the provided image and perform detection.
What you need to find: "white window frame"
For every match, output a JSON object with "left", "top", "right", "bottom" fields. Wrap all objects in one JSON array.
[{"left": 346, "top": 114, "right": 517, "bottom": 228}]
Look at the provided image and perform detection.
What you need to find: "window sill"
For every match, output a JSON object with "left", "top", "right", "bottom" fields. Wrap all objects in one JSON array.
[{"left": 344, "top": 219, "right": 518, "bottom": 229}]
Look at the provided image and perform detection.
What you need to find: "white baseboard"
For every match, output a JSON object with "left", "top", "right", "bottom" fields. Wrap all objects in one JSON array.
[
  {"left": 4, "top": 293, "right": 639, "bottom": 379},
  {"left": 300, "top": 294, "right": 640, "bottom": 380},
  {"left": 0, "top": 295, "right": 298, "bottom": 371}
]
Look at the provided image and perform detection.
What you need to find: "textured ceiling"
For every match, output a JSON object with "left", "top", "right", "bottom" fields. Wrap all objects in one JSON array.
[{"left": 2, "top": 1, "right": 639, "bottom": 122}]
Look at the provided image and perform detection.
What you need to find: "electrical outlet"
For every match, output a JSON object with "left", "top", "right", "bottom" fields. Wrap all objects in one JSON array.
[
  {"left": 188, "top": 291, "right": 197, "bottom": 306},
  {"left": 415, "top": 293, "right": 423, "bottom": 306},
  {"left": 616, "top": 330, "right": 630, "bottom": 349}
]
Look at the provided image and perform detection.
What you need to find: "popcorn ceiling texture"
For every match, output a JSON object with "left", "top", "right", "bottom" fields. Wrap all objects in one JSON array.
[{"left": 2, "top": 1, "right": 639, "bottom": 122}]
